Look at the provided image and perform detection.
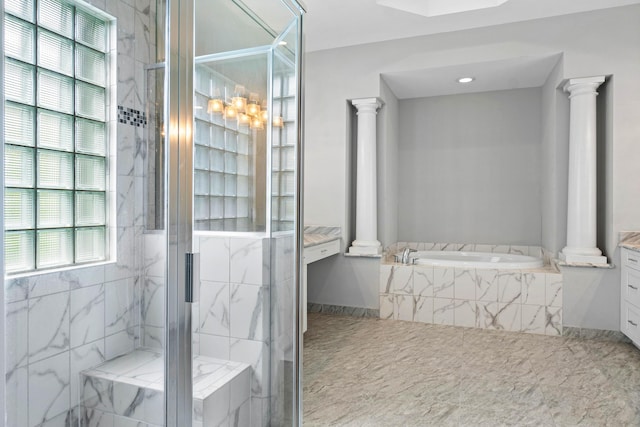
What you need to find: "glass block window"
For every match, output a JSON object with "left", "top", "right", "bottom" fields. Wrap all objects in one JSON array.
[
  {"left": 193, "top": 65, "right": 254, "bottom": 232},
  {"left": 3, "top": 0, "right": 111, "bottom": 273},
  {"left": 271, "top": 71, "right": 296, "bottom": 232}
]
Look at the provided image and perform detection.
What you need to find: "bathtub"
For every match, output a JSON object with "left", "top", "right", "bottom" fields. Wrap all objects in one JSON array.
[{"left": 397, "top": 250, "right": 544, "bottom": 269}]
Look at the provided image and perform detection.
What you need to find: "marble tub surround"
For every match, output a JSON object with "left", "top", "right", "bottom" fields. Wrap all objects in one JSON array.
[
  {"left": 380, "top": 243, "right": 563, "bottom": 335},
  {"left": 385, "top": 241, "right": 546, "bottom": 264},
  {"left": 304, "top": 312, "right": 640, "bottom": 426},
  {"left": 80, "top": 348, "right": 251, "bottom": 427},
  {"left": 303, "top": 225, "right": 341, "bottom": 248}
]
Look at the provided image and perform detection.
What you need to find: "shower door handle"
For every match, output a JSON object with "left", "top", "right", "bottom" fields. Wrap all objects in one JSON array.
[{"left": 185, "top": 252, "right": 200, "bottom": 303}]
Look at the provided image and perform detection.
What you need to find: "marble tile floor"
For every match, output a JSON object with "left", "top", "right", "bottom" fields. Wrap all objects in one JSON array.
[{"left": 303, "top": 313, "right": 640, "bottom": 426}]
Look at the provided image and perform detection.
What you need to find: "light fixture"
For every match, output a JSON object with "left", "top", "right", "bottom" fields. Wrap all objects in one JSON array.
[
  {"left": 224, "top": 104, "right": 238, "bottom": 120},
  {"left": 250, "top": 116, "right": 264, "bottom": 130},
  {"left": 278, "top": 41, "right": 287, "bottom": 46},
  {"left": 238, "top": 113, "right": 251, "bottom": 126},
  {"left": 207, "top": 98, "right": 224, "bottom": 114},
  {"left": 246, "top": 92, "right": 261, "bottom": 116},
  {"left": 231, "top": 85, "right": 247, "bottom": 113},
  {"left": 273, "top": 116, "right": 284, "bottom": 128},
  {"left": 457, "top": 77, "right": 475, "bottom": 83}
]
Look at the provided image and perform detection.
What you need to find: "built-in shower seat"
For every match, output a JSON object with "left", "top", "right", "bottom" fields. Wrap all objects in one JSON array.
[{"left": 80, "top": 348, "right": 251, "bottom": 427}]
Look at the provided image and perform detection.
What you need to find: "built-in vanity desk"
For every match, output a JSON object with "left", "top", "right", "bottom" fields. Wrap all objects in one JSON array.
[
  {"left": 303, "top": 226, "right": 341, "bottom": 331},
  {"left": 620, "top": 232, "right": 640, "bottom": 347}
]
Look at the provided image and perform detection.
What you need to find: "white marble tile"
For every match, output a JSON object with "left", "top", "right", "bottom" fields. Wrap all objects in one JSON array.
[
  {"left": 379, "top": 294, "right": 394, "bottom": 320},
  {"left": 521, "top": 272, "right": 545, "bottom": 306},
  {"left": 528, "top": 246, "right": 543, "bottom": 258},
  {"left": 200, "top": 237, "right": 230, "bottom": 283},
  {"left": 142, "top": 277, "right": 164, "bottom": 328},
  {"left": 414, "top": 296, "right": 433, "bottom": 324},
  {"left": 496, "top": 302, "right": 521, "bottom": 332},
  {"left": 112, "top": 382, "right": 145, "bottom": 420},
  {"left": 521, "top": 305, "right": 546, "bottom": 335},
  {"left": 82, "top": 408, "right": 115, "bottom": 427},
  {"left": 546, "top": 306, "right": 563, "bottom": 336},
  {"left": 545, "top": 273, "right": 563, "bottom": 307},
  {"left": 116, "top": 176, "right": 136, "bottom": 227},
  {"left": 476, "top": 269, "right": 499, "bottom": 302},
  {"left": 5, "top": 276, "right": 28, "bottom": 302},
  {"left": 229, "top": 368, "right": 251, "bottom": 410},
  {"left": 105, "top": 279, "right": 134, "bottom": 335},
  {"left": 6, "top": 365, "right": 28, "bottom": 427},
  {"left": 454, "top": 268, "right": 476, "bottom": 300},
  {"left": 105, "top": 329, "right": 135, "bottom": 360},
  {"left": 143, "top": 389, "right": 164, "bottom": 426},
  {"left": 509, "top": 245, "right": 528, "bottom": 256},
  {"left": 230, "top": 284, "right": 268, "bottom": 341},
  {"left": 203, "top": 383, "right": 230, "bottom": 427},
  {"left": 433, "top": 268, "right": 454, "bottom": 298},
  {"left": 200, "top": 281, "right": 230, "bottom": 336},
  {"left": 232, "top": 398, "right": 251, "bottom": 426},
  {"left": 498, "top": 272, "right": 522, "bottom": 304},
  {"left": 71, "top": 285, "right": 105, "bottom": 349},
  {"left": 143, "top": 325, "right": 163, "bottom": 350},
  {"left": 71, "top": 340, "right": 106, "bottom": 406},
  {"left": 433, "top": 298, "right": 455, "bottom": 326},
  {"left": 413, "top": 266, "right": 434, "bottom": 297},
  {"left": 29, "top": 292, "right": 70, "bottom": 363},
  {"left": 230, "top": 238, "right": 265, "bottom": 285},
  {"left": 474, "top": 244, "right": 493, "bottom": 253},
  {"left": 6, "top": 300, "right": 28, "bottom": 372},
  {"left": 454, "top": 300, "right": 477, "bottom": 328},
  {"left": 439, "top": 242, "right": 461, "bottom": 251},
  {"left": 29, "top": 351, "right": 70, "bottom": 427},
  {"left": 394, "top": 294, "right": 414, "bottom": 321},
  {"left": 490, "top": 245, "right": 510, "bottom": 254},
  {"left": 143, "top": 233, "right": 166, "bottom": 278},
  {"left": 477, "top": 301, "right": 499, "bottom": 329},
  {"left": 230, "top": 339, "right": 268, "bottom": 397},
  {"left": 391, "top": 265, "right": 413, "bottom": 295},
  {"left": 250, "top": 396, "right": 269, "bottom": 427},
  {"left": 379, "top": 264, "right": 392, "bottom": 293}
]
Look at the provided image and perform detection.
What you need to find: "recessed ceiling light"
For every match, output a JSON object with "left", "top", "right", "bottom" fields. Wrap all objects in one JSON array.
[
  {"left": 278, "top": 41, "right": 287, "bottom": 46},
  {"left": 457, "top": 77, "right": 475, "bottom": 83}
]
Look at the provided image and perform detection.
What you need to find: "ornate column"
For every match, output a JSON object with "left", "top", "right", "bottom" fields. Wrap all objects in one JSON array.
[
  {"left": 349, "top": 98, "right": 384, "bottom": 255},
  {"left": 560, "top": 76, "right": 607, "bottom": 265}
]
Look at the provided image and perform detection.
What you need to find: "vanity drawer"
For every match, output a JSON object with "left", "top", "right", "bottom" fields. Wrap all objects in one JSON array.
[
  {"left": 622, "top": 302, "right": 640, "bottom": 344},
  {"left": 623, "top": 249, "right": 640, "bottom": 270},
  {"left": 623, "top": 267, "right": 640, "bottom": 307},
  {"left": 304, "top": 239, "right": 340, "bottom": 264}
]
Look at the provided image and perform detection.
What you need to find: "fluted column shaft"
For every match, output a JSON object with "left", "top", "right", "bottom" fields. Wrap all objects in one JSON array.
[
  {"left": 560, "top": 76, "right": 607, "bottom": 265},
  {"left": 349, "top": 98, "right": 383, "bottom": 255}
]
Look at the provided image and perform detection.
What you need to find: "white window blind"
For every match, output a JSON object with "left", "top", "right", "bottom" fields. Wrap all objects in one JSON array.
[{"left": 3, "top": 0, "right": 110, "bottom": 273}]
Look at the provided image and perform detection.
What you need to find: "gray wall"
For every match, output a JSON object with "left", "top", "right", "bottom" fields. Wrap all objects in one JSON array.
[
  {"left": 304, "top": 5, "right": 640, "bottom": 329},
  {"left": 397, "top": 88, "right": 542, "bottom": 245}
]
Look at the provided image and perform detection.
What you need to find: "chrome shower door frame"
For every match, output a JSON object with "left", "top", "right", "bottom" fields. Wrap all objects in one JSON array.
[{"left": 164, "top": 0, "right": 195, "bottom": 425}]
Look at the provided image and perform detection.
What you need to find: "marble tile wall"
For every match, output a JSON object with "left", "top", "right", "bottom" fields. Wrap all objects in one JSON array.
[
  {"left": 379, "top": 263, "right": 563, "bottom": 336},
  {"left": 191, "top": 233, "right": 273, "bottom": 427},
  {"left": 3, "top": 0, "right": 156, "bottom": 425}
]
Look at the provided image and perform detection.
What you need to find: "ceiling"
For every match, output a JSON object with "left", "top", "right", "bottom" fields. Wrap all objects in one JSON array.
[
  {"left": 300, "top": 0, "right": 640, "bottom": 98},
  {"left": 302, "top": 0, "right": 640, "bottom": 53}
]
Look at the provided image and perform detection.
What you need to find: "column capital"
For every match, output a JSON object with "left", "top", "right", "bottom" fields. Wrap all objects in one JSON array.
[
  {"left": 351, "top": 97, "right": 384, "bottom": 111},
  {"left": 562, "top": 76, "right": 606, "bottom": 97}
]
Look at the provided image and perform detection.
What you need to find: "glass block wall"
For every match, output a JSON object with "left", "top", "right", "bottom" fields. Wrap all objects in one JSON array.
[
  {"left": 271, "top": 70, "right": 296, "bottom": 232},
  {"left": 193, "top": 65, "right": 255, "bottom": 232},
  {"left": 3, "top": 0, "right": 110, "bottom": 273}
]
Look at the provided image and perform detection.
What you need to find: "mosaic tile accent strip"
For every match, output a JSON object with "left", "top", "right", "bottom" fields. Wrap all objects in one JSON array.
[
  {"left": 118, "top": 105, "right": 148, "bottom": 128},
  {"left": 307, "top": 303, "right": 379, "bottom": 318}
]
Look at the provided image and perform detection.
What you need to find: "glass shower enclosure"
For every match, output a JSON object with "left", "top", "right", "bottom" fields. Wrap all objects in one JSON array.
[{"left": 2, "top": 0, "right": 304, "bottom": 425}]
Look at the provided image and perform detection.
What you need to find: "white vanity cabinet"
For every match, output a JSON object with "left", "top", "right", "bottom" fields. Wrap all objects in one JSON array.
[
  {"left": 621, "top": 247, "right": 640, "bottom": 346},
  {"left": 303, "top": 238, "right": 340, "bottom": 332}
]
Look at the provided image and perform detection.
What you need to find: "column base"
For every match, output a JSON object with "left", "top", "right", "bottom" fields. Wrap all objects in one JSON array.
[
  {"left": 349, "top": 240, "right": 382, "bottom": 256},
  {"left": 560, "top": 247, "right": 607, "bottom": 265}
]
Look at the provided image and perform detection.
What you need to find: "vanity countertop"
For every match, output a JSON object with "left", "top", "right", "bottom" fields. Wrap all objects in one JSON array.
[
  {"left": 619, "top": 231, "right": 640, "bottom": 253},
  {"left": 303, "top": 226, "right": 341, "bottom": 248}
]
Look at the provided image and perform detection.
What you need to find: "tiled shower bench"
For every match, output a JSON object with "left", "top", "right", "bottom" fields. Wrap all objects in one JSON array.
[{"left": 80, "top": 349, "right": 251, "bottom": 427}]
